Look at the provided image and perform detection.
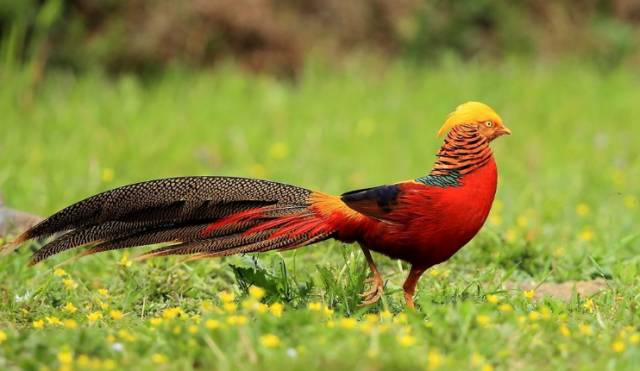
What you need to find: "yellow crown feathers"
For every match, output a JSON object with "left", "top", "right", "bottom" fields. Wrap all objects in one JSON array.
[{"left": 437, "top": 101, "right": 502, "bottom": 137}]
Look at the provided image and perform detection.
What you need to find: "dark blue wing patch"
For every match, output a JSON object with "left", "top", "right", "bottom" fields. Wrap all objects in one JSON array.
[{"left": 341, "top": 184, "right": 401, "bottom": 219}]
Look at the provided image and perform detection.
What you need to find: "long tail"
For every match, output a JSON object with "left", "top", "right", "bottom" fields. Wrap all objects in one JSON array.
[{"left": 6, "top": 176, "right": 340, "bottom": 265}]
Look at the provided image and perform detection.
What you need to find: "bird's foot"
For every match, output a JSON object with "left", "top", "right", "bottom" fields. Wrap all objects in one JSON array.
[{"left": 359, "top": 276, "right": 384, "bottom": 306}]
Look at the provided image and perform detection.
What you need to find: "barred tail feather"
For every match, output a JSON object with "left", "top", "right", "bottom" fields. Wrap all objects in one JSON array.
[{"left": 8, "top": 176, "right": 338, "bottom": 265}]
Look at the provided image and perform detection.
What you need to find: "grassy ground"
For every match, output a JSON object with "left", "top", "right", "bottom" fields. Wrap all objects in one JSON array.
[{"left": 0, "top": 60, "right": 639, "bottom": 370}]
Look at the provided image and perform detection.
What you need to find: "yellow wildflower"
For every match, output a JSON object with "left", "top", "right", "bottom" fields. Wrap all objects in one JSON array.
[
  {"left": 489, "top": 214, "right": 502, "bottom": 227},
  {"left": 255, "top": 303, "right": 269, "bottom": 314},
  {"left": 583, "top": 298, "right": 595, "bottom": 313},
  {"left": 611, "top": 340, "right": 625, "bottom": 353},
  {"left": 201, "top": 300, "right": 215, "bottom": 313},
  {"left": 560, "top": 325, "right": 571, "bottom": 337},
  {"left": 205, "top": 319, "right": 220, "bottom": 330},
  {"left": 475, "top": 315, "right": 491, "bottom": 328},
  {"left": 87, "top": 311, "right": 103, "bottom": 322},
  {"left": 118, "top": 329, "right": 136, "bottom": 342},
  {"left": 63, "top": 302, "right": 77, "bottom": 313},
  {"left": 579, "top": 324, "right": 593, "bottom": 336},
  {"left": 32, "top": 319, "right": 45, "bottom": 329},
  {"left": 270, "top": 303, "right": 284, "bottom": 317},
  {"left": 471, "top": 353, "right": 485, "bottom": 367},
  {"left": 504, "top": 228, "right": 517, "bottom": 243},
  {"left": 486, "top": 294, "right": 499, "bottom": 304},
  {"left": 63, "top": 319, "right": 77, "bottom": 329},
  {"left": 268, "top": 142, "right": 289, "bottom": 159},
  {"left": 629, "top": 334, "right": 639, "bottom": 344},
  {"left": 226, "top": 315, "right": 248, "bottom": 326},
  {"left": 162, "top": 307, "right": 183, "bottom": 320},
  {"left": 359, "top": 321, "right": 374, "bottom": 334},
  {"left": 45, "top": 316, "right": 62, "bottom": 326},
  {"left": 481, "top": 365, "right": 494, "bottom": 371},
  {"left": 98, "top": 288, "right": 109, "bottom": 296},
  {"left": 397, "top": 334, "right": 416, "bottom": 347},
  {"left": 260, "top": 334, "right": 281, "bottom": 348},
  {"left": 101, "top": 168, "right": 115, "bottom": 182},
  {"left": 307, "top": 302, "right": 322, "bottom": 311},
  {"left": 576, "top": 203, "right": 590, "bottom": 217},
  {"left": 498, "top": 303, "right": 513, "bottom": 313},
  {"left": 89, "top": 358, "right": 102, "bottom": 369},
  {"left": 149, "top": 317, "right": 163, "bottom": 326},
  {"left": 540, "top": 307, "right": 552, "bottom": 320},
  {"left": 578, "top": 227, "right": 594, "bottom": 242},
  {"left": 517, "top": 316, "right": 526, "bottom": 325},
  {"left": 119, "top": 252, "right": 132, "bottom": 267},
  {"left": 339, "top": 318, "right": 357, "bottom": 329},
  {"left": 58, "top": 350, "right": 73, "bottom": 364},
  {"left": 363, "top": 314, "right": 379, "bottom": 323},
  {"left": 0, "top": 330, "right": 7, "bottom": 344},
  {"left": 77, "top": 355, "right": 90, "bottom": 367},
  {"left": 241, "top": 298, "right": 254, "bottom": 310},
  {"left": 103, "top": 359, "right": 116, "bottom": 370},
  {"left": 188, "top": 325, "right": 198, "bottom": 334},
  {"left": 528, "top": 311, "right": 541, "bottom": 321},
  {"left": 393, "top": 313, "right": 408, "bottom": 324},
  {"left": 516, "top": 215, "right": 529, "bottom": 228},
  {"left": 151, "top": 353, "right": 168, "bottom": 364},
  {"left": 553, "top": 247, "right": 566, "bottom": 257},
  {"left": 427, "top": 349, "right": 443, "bottom": 370},
  {"left": 53, "top": 268, "right": 67, "bottom": 277},
  {"left": 110, "top": 310, "right": 124, "bottom": 320},
  {"left": 173, "top": 325, "right": 182, "bottom": 334},
  {"left": 223, "top": 302, "right": 238, "bottom": 313},
  {"left": 323, "top": 306, "right": 334, "bottom": 317},
  {"left": 523, "top": 290, "right": 536, "bottom": 300},
  {"left": 624, "top": 195, "right": 638, "bottom": 210},
  {"left": 429, "top": 267, "right": 440, "bottom": 277},
  {"left": 218, "top": 291, "right": 235, "bottom": 303},
  {"left": 326, "top": 320, "right": 335, "bottom": 328},
  {"left": 380, "top": 310, "right": 393, "bottom": 320},
  {"left": 249, "top": 286, "right": 265, "bottom": 299},
  {"left": 62, "top": 278, "right": 78, "bottom": 289}
]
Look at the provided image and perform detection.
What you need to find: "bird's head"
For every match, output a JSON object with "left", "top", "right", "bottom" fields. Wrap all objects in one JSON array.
[{"left": 438, "top": 101, "right": 511, "bottom": 141}]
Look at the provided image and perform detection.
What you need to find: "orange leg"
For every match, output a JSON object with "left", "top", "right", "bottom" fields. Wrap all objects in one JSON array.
[
  {"left": 359, "top": 245, "right": 384, "bottom": 306},
  {"left": 403, "top": 265, "right": 427, "bottom": 309}
]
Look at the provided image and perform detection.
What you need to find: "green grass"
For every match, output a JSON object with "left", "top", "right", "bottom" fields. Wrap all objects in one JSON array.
[{"left": 0, "top": 60, "right": 639, "bottom": 370}]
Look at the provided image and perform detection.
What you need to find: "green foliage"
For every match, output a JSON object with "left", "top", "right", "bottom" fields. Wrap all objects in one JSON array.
[
  {"left": 1, "top": 0, "right": 640, "bottom": 75},
  {"left": 0, "top": 60, "right": 639, "bottom": 369}
]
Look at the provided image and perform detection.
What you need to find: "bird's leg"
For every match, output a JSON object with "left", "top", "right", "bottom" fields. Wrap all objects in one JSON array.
[
  {"left": 402, "top": 265, "right": 427, "bottom": 309},
  {"left": 359, "top": 245, "right": 384, "bottom": 306}
]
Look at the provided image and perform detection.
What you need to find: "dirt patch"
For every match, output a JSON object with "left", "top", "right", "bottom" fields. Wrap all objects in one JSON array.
[
  {"left": 0, "top": 198, "right": 43, "bottom": 238},
  {"left": 504, "top": 279, "right": 609, "bottom": 301}
]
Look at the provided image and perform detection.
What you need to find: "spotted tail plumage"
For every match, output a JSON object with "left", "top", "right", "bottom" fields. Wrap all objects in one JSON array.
[{"left": 8, "top": 176, "right": 337, "bottom": 265}]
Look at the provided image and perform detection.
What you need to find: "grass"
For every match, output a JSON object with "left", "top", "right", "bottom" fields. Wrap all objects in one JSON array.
[{"left": 0, "top": 59, "right": 639, "bottom": 370}]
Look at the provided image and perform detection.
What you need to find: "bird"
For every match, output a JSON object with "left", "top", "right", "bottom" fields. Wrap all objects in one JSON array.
[{"left": 6, "top": 101, "right": 510, "bottom": 308}]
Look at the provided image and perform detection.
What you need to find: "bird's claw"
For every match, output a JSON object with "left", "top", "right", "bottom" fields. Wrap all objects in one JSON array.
[{"left": 358, "top": 276, "right": 384, "bottom": 306}]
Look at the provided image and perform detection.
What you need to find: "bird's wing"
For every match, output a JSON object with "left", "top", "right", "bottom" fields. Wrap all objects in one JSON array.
[{"left": 340, "top": 183, "right": 404, "bottom": 221}]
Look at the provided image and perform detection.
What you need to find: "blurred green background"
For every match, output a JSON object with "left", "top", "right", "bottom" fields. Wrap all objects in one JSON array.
[{"left": 2, "top": 0, "right": 640, "bottom": 78}]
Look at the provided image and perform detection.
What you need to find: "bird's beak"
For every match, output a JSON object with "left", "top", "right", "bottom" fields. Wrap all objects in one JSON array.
[{"left": 496, "top": 126, "right": 512, "bottom": 137}]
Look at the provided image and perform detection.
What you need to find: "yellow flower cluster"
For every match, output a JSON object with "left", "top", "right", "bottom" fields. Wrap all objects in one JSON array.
[{"left": 57, "top": 350, "right": 117, "bottom": 370}]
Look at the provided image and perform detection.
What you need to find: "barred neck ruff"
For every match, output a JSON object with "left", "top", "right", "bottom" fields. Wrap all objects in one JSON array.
[{"left": 416, "top": 125, "right": 493, "bottom": 187}]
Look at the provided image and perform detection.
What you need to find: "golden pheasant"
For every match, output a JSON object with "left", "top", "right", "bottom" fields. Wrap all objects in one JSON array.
[{"left": 8, "top": 101, "right": 510, "bottom": 308}]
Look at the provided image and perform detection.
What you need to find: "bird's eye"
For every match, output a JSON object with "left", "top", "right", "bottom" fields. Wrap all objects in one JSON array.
[{"left": 484, "top": 121, "right": 493, "bottom": 127}]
